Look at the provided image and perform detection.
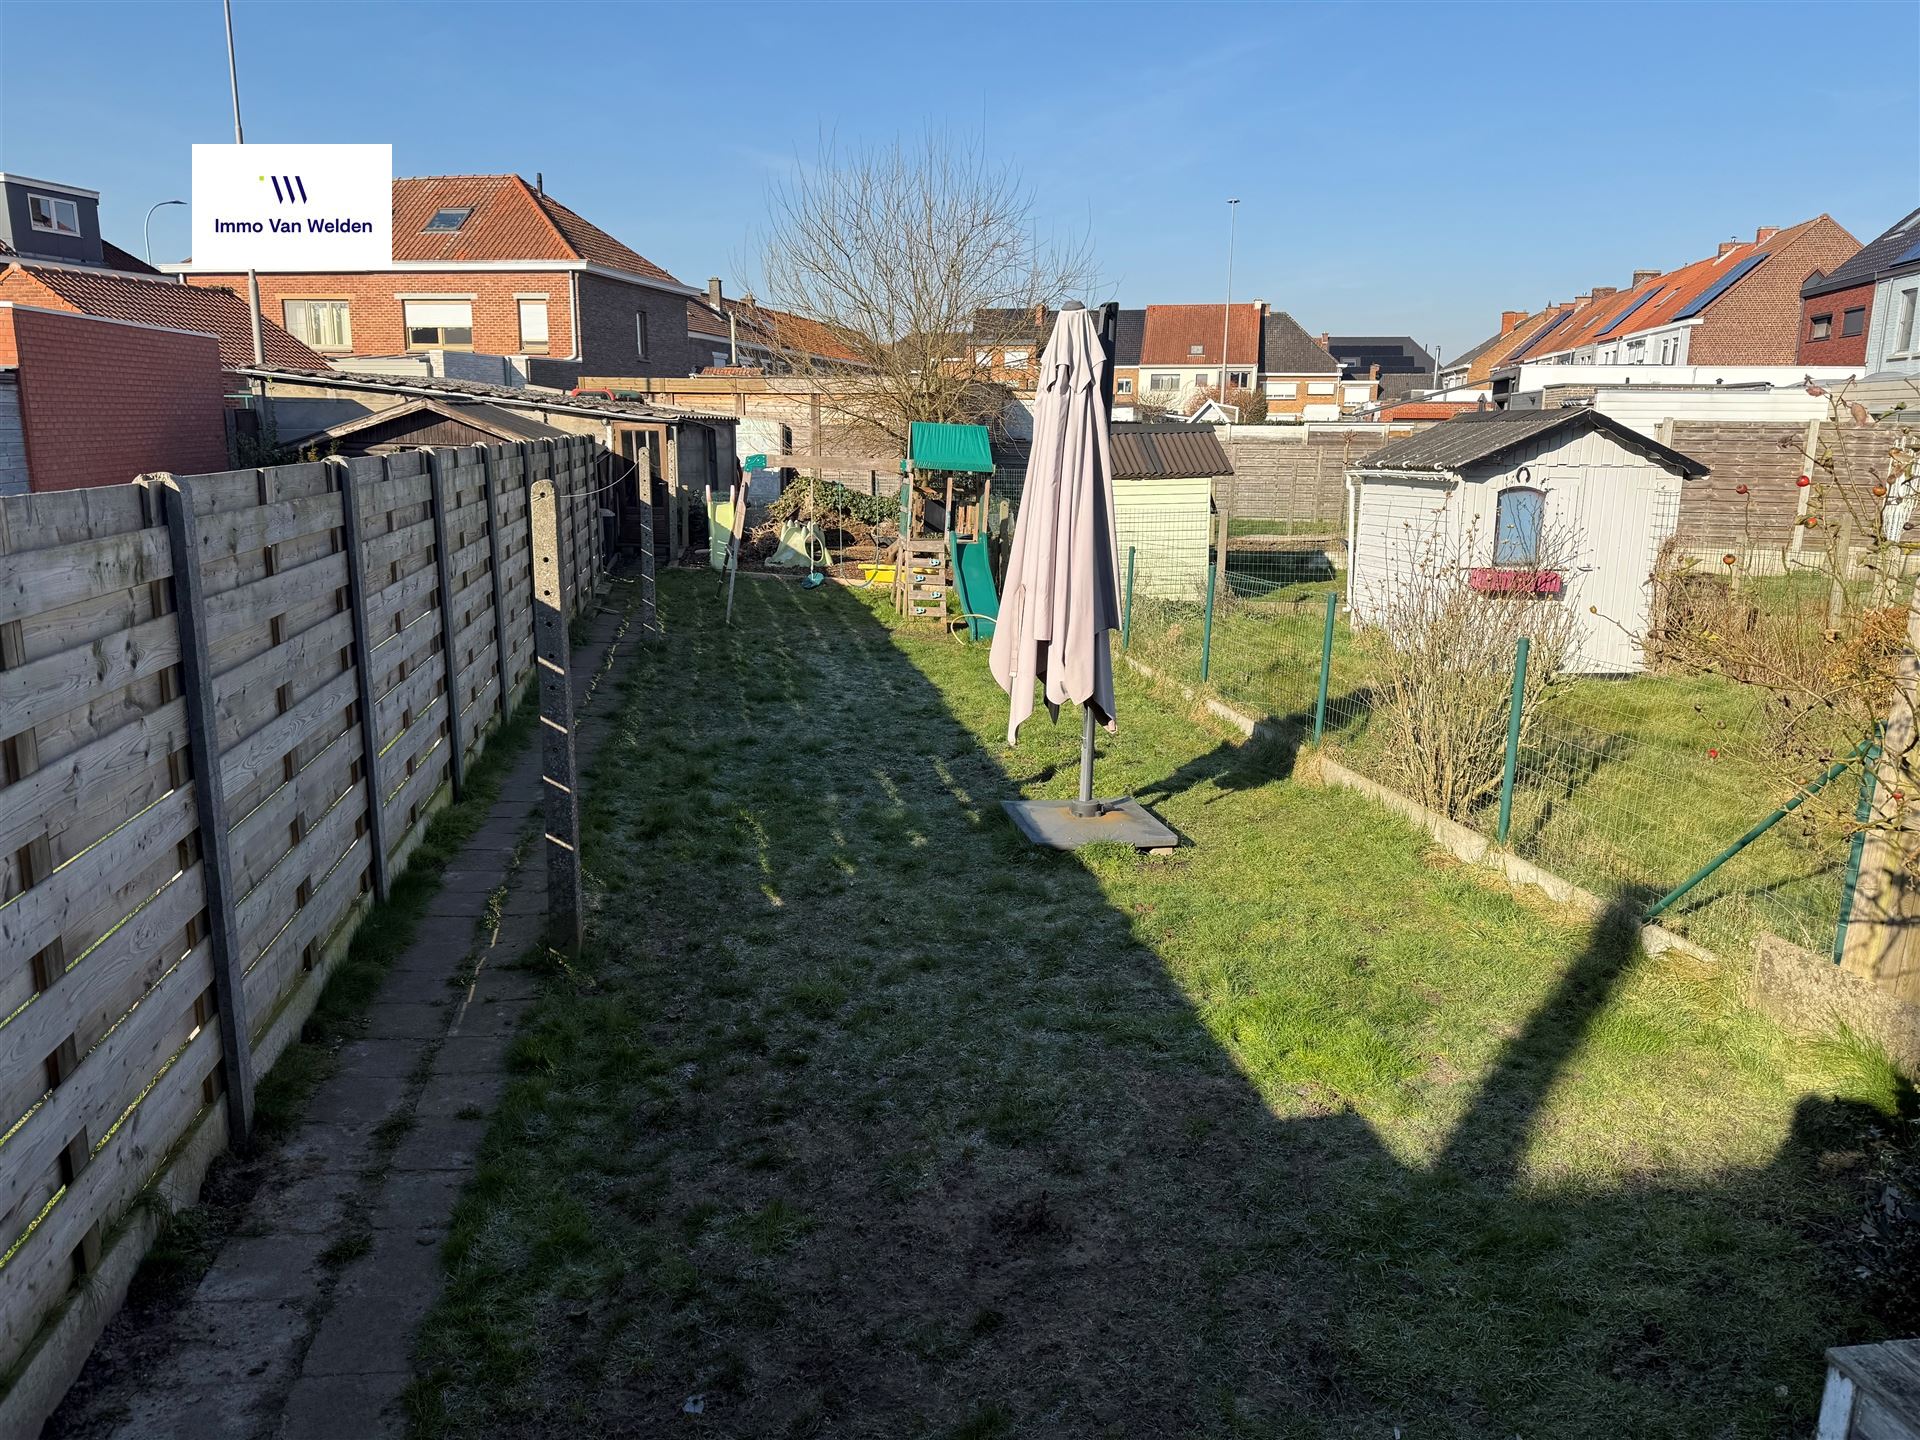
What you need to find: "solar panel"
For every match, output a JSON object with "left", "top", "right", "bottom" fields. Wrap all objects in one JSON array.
[
  {"left": 1895, "top": 236, "right": 1920, "bottom": 266},
  {"left": 1672, "top": 253, "right": 1768, "bottom": 320},
  {"left": 1596, "top": 288, "right": 1663, "bottom": 338},
  {"left": 1506, "top": 310, "right": 1572, "bottom": 361}
]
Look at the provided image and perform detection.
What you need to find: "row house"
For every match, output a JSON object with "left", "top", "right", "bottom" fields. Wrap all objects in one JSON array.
[
  {"left": 173, "top": 174, "right": 700, "bottom": 388},
  {"left": 1798, "top": 206, "right": 1920, "bottom": 377},
  {"left": 1123, "top": 304, "right": 1373, "bottom": 419},
  {"left": 685, "top": 278, "right": 868, "bottom": 374},
  {"left": 1443, "top": 215, "right": 1859, "bottom": 389}
]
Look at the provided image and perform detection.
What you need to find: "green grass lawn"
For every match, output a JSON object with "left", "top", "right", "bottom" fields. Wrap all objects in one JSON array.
[
  {"left": 1126, "top": 576, "right": 1856, "bottom": 958},
  {"left": 406, "top": 572, "right": 1912, "bottom": 1439}
]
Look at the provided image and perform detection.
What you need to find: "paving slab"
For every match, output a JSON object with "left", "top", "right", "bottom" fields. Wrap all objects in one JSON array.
[
  {"left": 278, "top": 1372, "right": 406, "bottom": 1440},
  {"left": 194, "top": 1233, "right": 330, "bottom": 1304},
  {"left": 300, "top": 1067, "right": 413, "bottom": 1130}
]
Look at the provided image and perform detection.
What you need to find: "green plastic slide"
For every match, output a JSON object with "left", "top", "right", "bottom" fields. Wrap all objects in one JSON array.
[{"left": 948, "top": 531, "right": 999, "bottom": 641}]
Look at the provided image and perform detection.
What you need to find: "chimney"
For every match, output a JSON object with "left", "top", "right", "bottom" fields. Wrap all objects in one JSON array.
[
  {"left": 1370, "top": 363, "right": 1381, "bottom": 379},
  {"left": 707, "top": 277, "right": 723, "bottom": 308},
  {"left": 1592, "top": 286, "right": 1619, "bottom": 300},
  {"left": 536, "top": 172, "right": 544, "bottom": 195},
  {"left": 1500, "top": 309, "right": 1528, "bottom": 335},
  {"left": 1755, "top": 225, "right": 1779, "bottom": 245},
  {"left": 1317, "top": 331, "right": 1330, "bottom": 349},
  {"left": 1717, "top": 240, "right": 1740, "bottom": 258},
  {"left": 1632, "top": 268, "right": 1660, "bottom": 285},
  {"left": 1574, "top": 293, "right": 1592, "bottom": 307}
]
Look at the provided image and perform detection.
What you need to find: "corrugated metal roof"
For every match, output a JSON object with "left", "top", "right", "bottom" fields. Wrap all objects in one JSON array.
[
  {"left": 1355, "top": 408, "right": 1706, "bottom": 476},
  {"left": 234, "top": 363, "right": 732, "bottom": 424},
  {"left": 1111, "top": 421, "right": 1233, "bottom": 480},
  {"left": 317, "top": 397, "right": 572, "bottom": 444}
]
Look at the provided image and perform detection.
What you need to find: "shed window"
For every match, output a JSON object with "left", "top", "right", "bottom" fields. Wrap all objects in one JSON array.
[{"left": 1494, "top": 487, "right": 1545, "bottom": 567}]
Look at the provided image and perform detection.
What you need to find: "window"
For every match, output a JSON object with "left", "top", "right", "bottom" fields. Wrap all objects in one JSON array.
[
  {"left": 1115, "top": 377, "right": 1133, "bottom": 395},
  {"left": 1148, "top": 373, "right": 1178, "bottom": 391},
  {"left": 1625, "top": 337, "right": 1647, "bottom": 362},
  {"left": 1342, "top": 384, "right": 1370, "bottom": 401},
  {"left": 422, "top": 207, "right": 473, "bottom": 233},
  {"left": 1894, "top": 288, "right": 1920, "bottom": 356},
  {"left": 1494, "top": 488, "right": 1545, "bottom": 567},
  {"left": 1307, "top": 380, "right": 1336, "bottom": 396},
  {"left": 282, "top": 299, "right": 351, "bottom": 351},
  {"left": 1265, "top": 380, "right": 1298, "bottom": 398},
  {"left": 28, "top": 193, "right": 80, "bottom": 236},
  {"left": 1227, "top": 370, "right": 1251, "bottom": 389},
  {"left": 1843, "top": 307, "right": 1867, "bottom": 338},
  {"left": 1810, "top": 313, "right": 1833, "bottom": 342},
  {"left": 635, "top": 311, "right": 649, "bottom": 359},
  {"left": 1188, "top": 344, "right": 1205, "bottom": 356},
  {"left": 974, "top": 348, "right": 993, "bottom": 365},
  {"left": 517, "top": 298, "right": 549, "bottom": 351},
  {"left": 402, "top": 299, "right": 473, "bottom": 350}
]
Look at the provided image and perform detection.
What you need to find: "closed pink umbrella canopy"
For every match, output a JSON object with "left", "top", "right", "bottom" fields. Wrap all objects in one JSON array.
[{"left": 989, "top": 305, "right": 1121, "bottom": 745}]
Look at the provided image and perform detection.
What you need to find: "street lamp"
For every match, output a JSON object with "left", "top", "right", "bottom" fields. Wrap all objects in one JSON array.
[
  {"left": 1218, "top": 198, "right": 1240, "bottom": 406},
  {"left": 144, "top": 199, "right": 186, "bottom": 265}
]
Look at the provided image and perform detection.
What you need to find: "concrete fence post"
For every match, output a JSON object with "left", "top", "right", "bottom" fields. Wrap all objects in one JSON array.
[
  {"left": 150, "top": 472, "right": 255, "bottom": 1143},
  {"left": 423, "top": 448, "right": 467, "bottom": 801},
  {"left": 529, "top": 476, "right": 583, "bottom": 954},
  {"left": 330, "top": 456, "right": 393, "bottom": 903}
]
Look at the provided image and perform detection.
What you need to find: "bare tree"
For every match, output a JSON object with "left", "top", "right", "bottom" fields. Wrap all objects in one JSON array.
[
  {"left": 1364, "top": 517, "right": 1584, "bottom": 820},
  {"left": 755, "top": 134, "right": 1096, "bottom": 455}
]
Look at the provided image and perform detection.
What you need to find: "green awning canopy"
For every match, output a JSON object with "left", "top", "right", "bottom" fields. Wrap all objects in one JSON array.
[{"left": 909, "top": 422, "right": 995, "bottom": 475}]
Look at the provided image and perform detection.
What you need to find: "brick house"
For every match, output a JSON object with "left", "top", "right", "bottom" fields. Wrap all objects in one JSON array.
[
  {"left": 0, "top": 176, "right": 327, "bottom": 493},
  {"left": 685, "top": 278, "right": 868, "bottom": 374},
  {"left": 1798, "top": 206, "right": 1920, "bottom": 373},
  {"left": 174, "top": 174, "right": 700, "bottom": 387},
  {"left": 1135, "top": 304, "right": 1263, "bottom": 409}
]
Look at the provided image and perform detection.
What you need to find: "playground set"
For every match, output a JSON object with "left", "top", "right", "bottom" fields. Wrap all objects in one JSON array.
[{"left": 891, "top": 421, "right": 1001, "bottom": 639}]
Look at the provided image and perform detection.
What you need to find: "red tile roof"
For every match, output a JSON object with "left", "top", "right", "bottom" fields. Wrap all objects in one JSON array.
[
  {"left": 1139, "top": 304, "right": 1263, "bottom": 367},
  {"left": 686, "top": 294, "right": 867, "bottom": 366},
  {"left": 1509, "top": 216, "right": 1838, "bottom": 359},
  {"left": 1376, "top": 401, "right": 1483, "bottom": 421},
  {"left": 0, "top": 261, "right": 330, "bottom": 371},
  {"left": 392, "top": 176, "right": 682, "bottom": 286}
]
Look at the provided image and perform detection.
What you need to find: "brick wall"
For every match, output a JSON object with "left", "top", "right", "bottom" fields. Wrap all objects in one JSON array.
[
  {"left": 1798, "top": 280, "right": 1876, "bottom": 366},
  {"left": 1691, "top": 217, "right": 1861, "bottom": 364},
  {"left": 573, "top": 273, "right": 694, "bottom": 385},
  {"left": 0, "top": 305, "right": 228, "bottom": 492},
  {"left": 189, "top": 269, "right": 582, "bottom": 365}
]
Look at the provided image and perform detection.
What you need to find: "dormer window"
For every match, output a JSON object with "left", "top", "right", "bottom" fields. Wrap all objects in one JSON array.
[
  {"left": 1188, "top": 344, "right": 1205, "bottom": 356},
  {"left": 28, "top": 193, "right": 80, "bottom": 236},
  {"left": 423, "top": 207, "right": 473, "bottom": 233}
]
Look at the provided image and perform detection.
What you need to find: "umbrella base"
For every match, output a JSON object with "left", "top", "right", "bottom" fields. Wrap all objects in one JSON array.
[{"left": 1001, "top": 797, "right": 1179, "bottom": 853}]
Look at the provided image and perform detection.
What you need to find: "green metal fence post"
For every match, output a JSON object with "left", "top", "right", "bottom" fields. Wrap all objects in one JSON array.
[
  {"left": 1312, "top": 591, "right": 1338, "bottom": 741},
  {"left": 1200, "top": 559, "right": 1217, "bottom": 683},
  {"left": 1121, "top": 545, "right": 1137, "bottom": 652},
  {"left": 1832, "top": 727, "right": 1884, "bottom": 964},
  {"left": 1495, "top": 635, "right": 1530, "bottom": 845}
]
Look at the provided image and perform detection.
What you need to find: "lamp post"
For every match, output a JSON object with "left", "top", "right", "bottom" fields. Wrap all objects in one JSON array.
[
  {"left": 144, "top": 199, "right": 186, "bottom": 265},
  {"left": 223, "top": 0, "right": 265, "bottom": 366},
  {"left": 1218, "top": 198, "right": 1239, "bottom": 405}
]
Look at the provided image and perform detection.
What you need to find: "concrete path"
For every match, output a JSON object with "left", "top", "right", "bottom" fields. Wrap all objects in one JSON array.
[{"left": 48, "top": 574, "right": 649, "bottom": 1440}]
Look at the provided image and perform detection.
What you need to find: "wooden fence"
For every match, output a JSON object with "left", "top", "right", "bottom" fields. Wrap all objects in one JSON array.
[{"left": 0, "top": 436, "right": 605, "bottom": 1412}]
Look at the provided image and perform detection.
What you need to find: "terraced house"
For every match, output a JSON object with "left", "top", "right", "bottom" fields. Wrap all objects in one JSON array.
[{"left": 174, "top": 174, "right": 701, "bottom": 387}]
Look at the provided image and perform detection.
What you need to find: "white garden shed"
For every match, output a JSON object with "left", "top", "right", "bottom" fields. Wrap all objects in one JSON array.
[
  {"left": 1346, "top": 408, "right": 1708, "bottom": 674},
  {"left": 1108, "top": 421, "right": 1235, "bottom": 601}
]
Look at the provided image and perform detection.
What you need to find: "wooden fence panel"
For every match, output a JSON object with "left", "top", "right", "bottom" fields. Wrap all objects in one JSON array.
[{"left": 0, "top": 435, "right": 615, "bottom": 1413}]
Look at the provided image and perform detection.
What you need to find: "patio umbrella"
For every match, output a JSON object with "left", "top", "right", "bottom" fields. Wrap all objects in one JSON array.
[{"left": 990, "top": 302, "right": 1121, "bottom": 749}]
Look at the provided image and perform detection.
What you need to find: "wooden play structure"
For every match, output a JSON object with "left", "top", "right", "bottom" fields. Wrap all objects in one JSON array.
[{"left": 891, "top": 421, "right": 998, "bottom": 631}]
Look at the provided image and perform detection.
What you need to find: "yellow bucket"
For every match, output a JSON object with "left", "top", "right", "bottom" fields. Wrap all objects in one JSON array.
[{"left": 860, "top": 563, "right": 896, "bottom": 585}]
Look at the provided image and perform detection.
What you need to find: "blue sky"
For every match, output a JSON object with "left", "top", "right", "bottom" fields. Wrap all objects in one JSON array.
[{"left": 2, "top": 0, "right": 1915, "bottom": 359}]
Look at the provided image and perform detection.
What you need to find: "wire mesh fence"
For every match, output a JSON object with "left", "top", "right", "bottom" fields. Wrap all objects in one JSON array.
[{"left": 1112, "top": 472, "right": 1865, "bottom": 963}]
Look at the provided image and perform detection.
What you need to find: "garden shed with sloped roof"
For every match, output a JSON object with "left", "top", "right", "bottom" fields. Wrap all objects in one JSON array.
[{"left": 1346, "top": 407, "right": 1707, "bottom": 674}]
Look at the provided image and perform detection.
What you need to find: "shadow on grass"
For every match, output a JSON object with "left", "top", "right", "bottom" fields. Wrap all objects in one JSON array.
[{"left": 408, "top": 577, "right": 1917, "bottom": 1440}]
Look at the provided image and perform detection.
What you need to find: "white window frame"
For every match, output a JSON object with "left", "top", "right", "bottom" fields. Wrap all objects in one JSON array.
[
  {"left": 1004, "top": 348, "right": 1031, "bottom": 366},
  {"left": 636, "top": 311, "right": 650, "bottom": 359},
  {"left": 1188, "top": 344, "right": 1206, "bottom": 357},
  {"left": 1226, "top": 370, "right": 1251, "bottom": 389},
  {"left": 28, "top": 193, "right": 80, "bottom": 237},
  {"left": 1264, "top": 380, "right": 1298, "bottom": 399},
  {"left": 1115, "top": 377, "right": 1133, "bottom": 395},
  {"left": 282, "top": 298, "right": 352, "bottom": 352},
  {"left": 1148, "top": 373, "right": 1179, "bottom": 391},
  {"left": 1306, "top": 380, "right": 1336, "bottom": 396},
  {"left": 402, "top": 298, "right": 474, "bottom": 352},
  {"left": 516, "top": 297, "right": 550, "bottom": 351},
  {"left": 1891, "top": 287, "right": 1919, "bottom": 357}
]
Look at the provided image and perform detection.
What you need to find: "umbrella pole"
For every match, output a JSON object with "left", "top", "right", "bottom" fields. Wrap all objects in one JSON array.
[{"left": 1070, "top": 706, "right": 1102, "bottom": 817}]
